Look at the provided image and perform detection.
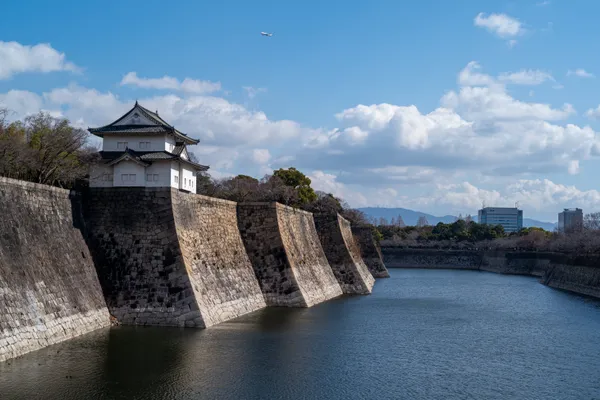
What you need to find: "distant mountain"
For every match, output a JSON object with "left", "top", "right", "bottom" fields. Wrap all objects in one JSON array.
[{"left": 358, "top": 207, "right": 557, "bottom": 231}]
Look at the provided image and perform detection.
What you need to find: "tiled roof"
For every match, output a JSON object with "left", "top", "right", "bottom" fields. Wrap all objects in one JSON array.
[
  {"left": 88, "top": 102, "right": 199, "bottom": 145},
  {"left": 172, "top": 145, "right": 185, "bottom": 155},
  {"left": 99, "top": 149, "right": 209, "bottom": 171}
]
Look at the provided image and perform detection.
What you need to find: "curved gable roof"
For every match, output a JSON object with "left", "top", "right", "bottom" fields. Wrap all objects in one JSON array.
[{"left": 88, "top": 101, "right": 199, "bottom": 145}]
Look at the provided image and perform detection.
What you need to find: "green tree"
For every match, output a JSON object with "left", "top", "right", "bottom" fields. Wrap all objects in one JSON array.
[{"left": 273, "top": 167, "right": 317, "bottom": 205}]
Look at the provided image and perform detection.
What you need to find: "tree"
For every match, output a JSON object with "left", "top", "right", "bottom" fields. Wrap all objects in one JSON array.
[
  {"left": 584, "top": 212, "right": 600, "bottom": 231},
  {"left": 303, "top": 191, "right": 343, "bottom": 215},
  {"left": 378, "top": 217, "right": 388, "bottom": 226},
  {"left": 396, "top": 215, "right": 406, "bottom": 227},
  {"left": 417, "top": 216, "right": 429, "bottom": 227},
  {"left": 213, "top": 174, "right": 260, "bottom": 202},
  {"left": 195, "top": 172, "right": 218, "bottom": 196},
  {"left": 0, "top": 111, "right": 97, "bottom": 188},
  {"left": 465, "top": 214, "right": 473, "bottom": 223},
  {"left": 341, "top": 208, "right": 369, "bottom": 225},
  {"left": 273, "top": 167, "right": 317, "bottom": 205}
]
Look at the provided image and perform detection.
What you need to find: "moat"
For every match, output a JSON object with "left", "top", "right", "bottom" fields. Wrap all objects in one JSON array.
[{"left": 2, "top": 269, "right": 600, "bottom": 400}]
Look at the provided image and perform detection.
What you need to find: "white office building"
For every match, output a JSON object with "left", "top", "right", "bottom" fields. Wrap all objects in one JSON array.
[
  {"left": 478, "top": 207, "right": 523, "bottom": 233},
  {"left": 88, "top": 102, "right": 209, "bottom": 193}
]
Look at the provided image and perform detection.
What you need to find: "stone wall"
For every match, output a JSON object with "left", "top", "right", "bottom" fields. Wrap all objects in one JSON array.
[
  {"left": 314, "top": 214, "right": 375, "bottom": 294},
  {"left": 382, "top": 248, "right": 482, "bottom": 270},
  {"left": 351, "top": 225, "right": 389, "bottom": 278},
  {"left": 381, "top": 247, "right": 600, "bottom": 299},
  {"left": 85, "top": 188, "right": 266, "bottom": 328},
  {"left": 171, "top": 192, "right": 266, "bottom": 326},
  {"left": 0, "top": 178, "right": 110, "bottom": 362},
  {"left": 237, "top": 203, "right": 342, "bottom": 307}
]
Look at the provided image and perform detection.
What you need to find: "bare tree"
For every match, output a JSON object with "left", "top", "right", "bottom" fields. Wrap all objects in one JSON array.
[
  {"left": 396, "top": 215, "right": 406, "bottom": 227},
  {"left": 416, "top": 215, "right": 429, "bottom": 227},
  {"left": 378, "top": 217, "right": 388, "bottom": 226},
  {"left": 584, "top": 212, "right": 600, "bottom": 231},
  {"left": 465, "top": 214, "right": 473, "bottom": 223}
]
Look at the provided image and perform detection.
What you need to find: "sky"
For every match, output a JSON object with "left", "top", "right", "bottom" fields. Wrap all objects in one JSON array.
[{"left": 2, "top": 0, "right": 600, "bottom": 222}]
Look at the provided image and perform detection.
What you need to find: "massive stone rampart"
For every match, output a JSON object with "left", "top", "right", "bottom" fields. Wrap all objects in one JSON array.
[
  {"left": 314, "top": 214, "right": 375, "bottom": 294},
  {"left": 0, "top": 178, "right": 110, "bottom": 362},
  {"left": 171, "top": 192, "right": 266, "bottom": 326},
  {"left": 237, "top": 203, "right": 342, "bottom": 307},
  {"left": 85, "top": 188, "right": 265, "bottom": 328},
  {"left": 351, "top": 225, "right": 389, "bottom": 278},
  {"left": 381, "top": 247, "right": 600, "bottom": 299}
]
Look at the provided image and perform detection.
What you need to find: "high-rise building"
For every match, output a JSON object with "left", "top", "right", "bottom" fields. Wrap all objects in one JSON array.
[
  {"left": 558, "top": 208, "right": 583, "bottom": 233},
  {"left": 478, "top": 207, "right": 523, "bottom": 233}
]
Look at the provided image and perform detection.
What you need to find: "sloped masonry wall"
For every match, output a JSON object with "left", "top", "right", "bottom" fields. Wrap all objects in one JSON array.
[
  {"left": 0, "top": 178, "right": 110, "bottom": 362},
  {"left": 85, "top": 188, "right": 265, "bottom": 328},
  {"left": 351, "top": 225, "right": 389, "bottom": 278},
  {"left": 314, "top": 214, "right": 375, "bottom": 295},
  {"left": 381, "top": 247, "right": 600, "bottom": 299},
  {"left": 170, "top": 192, "right": 266, "bottom": 326},
  {"left": 237, "top": 203, "right": 342, "bottom": 307}
]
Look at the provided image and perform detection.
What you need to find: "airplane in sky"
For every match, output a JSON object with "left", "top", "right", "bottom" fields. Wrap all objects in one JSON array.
[{"left": 260, "top": 32, "right": 273, "bottom": 37}]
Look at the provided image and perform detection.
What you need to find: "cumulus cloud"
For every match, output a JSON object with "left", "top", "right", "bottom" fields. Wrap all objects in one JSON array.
[
  {"left": 120, "top": 72, "right": 222, "bottom": 94},
  {"left": 251, "top": 148, "right": 271, "bottom": 164},
  {"left": 0, "top": 41, "right": 80, "bottom": 80},
  {"left": 585, "top": 105, "right": 600, "bottom": 119},
  {"left": 297, "top": 61, "right": 594, "bottom": 183},
  {"left": 474, "top": 13, "right": 524, "bottom": 38},
  {"left": 412, "top": 179, "right": 600, "bottom": 217},
  {"left": 3, "top": 52, "right": 600, "bottom": 218},
  {"left": 567, "top": 69, "right": 595, "bottom": 78}
]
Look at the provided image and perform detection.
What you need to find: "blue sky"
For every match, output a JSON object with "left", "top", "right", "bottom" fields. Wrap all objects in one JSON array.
[{"left": 2, "top": 0, "right": 600, "bottom": 221}]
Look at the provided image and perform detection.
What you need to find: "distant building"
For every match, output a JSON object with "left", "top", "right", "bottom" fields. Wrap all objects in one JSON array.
[
  {"left": 478, "top": 207, "right": 523, "bottom": 233},
  {"left": 558, "top": 208, "right": 583, "bottom": 233}
]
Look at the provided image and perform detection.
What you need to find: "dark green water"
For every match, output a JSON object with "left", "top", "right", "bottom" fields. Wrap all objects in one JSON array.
[{"left": 2, "top": 269, "right": 600, "bottom": 400}]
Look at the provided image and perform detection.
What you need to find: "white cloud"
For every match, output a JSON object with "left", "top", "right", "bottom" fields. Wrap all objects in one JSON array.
[
  {"left": 120, "top": 72, "right": 222, "bottom": 94},
  {"left": 299, "top": 62, "right": 593, "bottom": 182},
  {"left": 536, "top": 1, "right": 551, "bottom": 6},
  {"left": 252, "top": 148, "right": 271, "bottom": 164},
  {"left": 410, "top": 179, "right": 600, "bottom": 218},
  {"left": 567, "top": 69, "right": 595, "bottom": 78},
  {"left": 498, "top": 69, "right": 554, "bottom": 85},
  {"left": 0, "top": 41, "right": 80, "bottom": 80},
  {"left": 460, "top": 62, "right": 555, "bottom": 87},
  {"left": 4, "top": 58, "right": 600, "bottom": 218},
  {"left": 243, "top": 86, "right": 267, "bottom": 99},
  {"left": 585, "top": 105, "right": 600, "bottom": 119},
  {"left": 474, "top": 12, "right": 524, "bottom": 38}
]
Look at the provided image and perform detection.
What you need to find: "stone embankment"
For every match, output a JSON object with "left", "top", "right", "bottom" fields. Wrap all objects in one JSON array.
[
  {"left": 0, "top": 178, "right": 110, "bottom": 362},
  {"left": 237, "top": 203, "right": 343, "bottom": 307},
  {"left": 0, "top": 179, "right": 378, "bottom": 361},
  {"left": 314, "top": 214, "right": 375, "bottom": 294},
  {"left": 382, "top": 247, "right": 600, "bottom": 299},
  {"left": 85, "top": 188, "right": 266, "bottom": 328},
  {"left": 351, "top": 225, "right": 390, "bottom": 278}
]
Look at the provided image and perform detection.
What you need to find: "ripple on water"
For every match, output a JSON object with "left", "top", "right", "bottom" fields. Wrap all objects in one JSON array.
[{"left": 1, "top": 269, "right": 600, "bottom": 400}]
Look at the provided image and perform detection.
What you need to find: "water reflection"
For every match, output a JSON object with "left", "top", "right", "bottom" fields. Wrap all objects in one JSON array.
[{"left": 1, "top": 270, "right": 600, "bottom": 400}]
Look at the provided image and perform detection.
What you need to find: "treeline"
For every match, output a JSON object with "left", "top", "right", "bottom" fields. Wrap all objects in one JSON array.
[
  {"left": 195, "top": 168, "right": 368, "bottom": 224},
  {"left": 377, "top": 219, "right": 506, "bottom": 243},
  {"left": 0, "top": 109, "right": 97, "bottom": 188}
]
